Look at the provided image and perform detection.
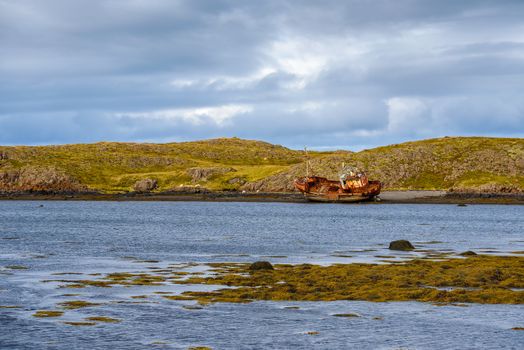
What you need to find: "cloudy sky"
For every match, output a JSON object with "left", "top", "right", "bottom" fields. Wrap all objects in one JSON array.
[{"left": 1, "top": 0, "right": 524, "bottom": 150}]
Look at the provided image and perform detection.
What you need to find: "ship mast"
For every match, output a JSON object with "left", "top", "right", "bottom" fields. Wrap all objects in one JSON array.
[{"left": 304, "top": 147, "right": 310, "bottom": 177}]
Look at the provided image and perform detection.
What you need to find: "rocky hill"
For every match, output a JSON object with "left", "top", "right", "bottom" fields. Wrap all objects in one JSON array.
[
  {"left": 244, "top": 137, "right": 524, "bottom": 193},
  {"left": 0, "top": 137, "right": 523, "bottom": 194}
]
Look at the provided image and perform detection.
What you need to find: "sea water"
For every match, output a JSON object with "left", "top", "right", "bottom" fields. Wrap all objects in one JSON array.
[{"left": 1, "top": 201, "right": 523, "bottom": 349}]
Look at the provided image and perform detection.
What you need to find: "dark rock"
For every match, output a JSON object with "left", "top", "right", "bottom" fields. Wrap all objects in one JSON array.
[
  {"left": 389, "top": 240, "right": 415, "bottom": 251},
  {"left": 457, "top": 203, "right": 467, "bottom": 207},
  {"left": 459, "top": 251, "right": 477, "bottom": 256},
  {"left": 249, "top": 261, "right": 274, "bottom": 271},
  {"left": 133, "top": 178, "right": 158, "bottom": 192},
  {"left": 333, "top": 313, "right": 360, "bottom": 317}
]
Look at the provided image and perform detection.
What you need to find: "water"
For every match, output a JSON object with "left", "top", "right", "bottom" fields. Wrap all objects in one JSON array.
[{"left": 1, "top": 201, "right": 523, "bottom": 349}]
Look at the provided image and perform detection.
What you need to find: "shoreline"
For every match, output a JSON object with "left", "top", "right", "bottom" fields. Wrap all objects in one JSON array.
[{"left": 1, "top": 190, "right": 524, "bottom": 204}]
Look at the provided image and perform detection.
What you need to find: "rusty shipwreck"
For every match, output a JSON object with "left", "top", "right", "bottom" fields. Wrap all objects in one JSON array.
[{"left": 294, "top": 164, "right": 381, "bottom": 203}]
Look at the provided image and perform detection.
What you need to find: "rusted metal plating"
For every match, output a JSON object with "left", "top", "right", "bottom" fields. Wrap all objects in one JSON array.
[{"left": 294, "top": 165, "right": 381, "bottom": 202}]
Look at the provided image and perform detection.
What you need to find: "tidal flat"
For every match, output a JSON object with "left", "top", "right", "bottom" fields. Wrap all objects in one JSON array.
[{"left": 1, "top": 201, "right": 523, "bottom": 349}]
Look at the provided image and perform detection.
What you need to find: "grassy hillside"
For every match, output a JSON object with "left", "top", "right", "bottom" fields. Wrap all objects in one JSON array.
[
  {"left": 247, "top": 137, "right": 524, "bottom": 192},
  {"left": 0, "top": 137, "right": 523, "bottom": 193},
  {"left": 0, "top": 138, "right": 312, "bottom": 193}
]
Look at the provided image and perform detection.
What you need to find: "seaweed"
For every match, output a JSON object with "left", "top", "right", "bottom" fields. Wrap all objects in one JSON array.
[
  {"left": 33, "top": 310, "right": 63, "bottom": 318},
  {"left": 58, "top": 301, "right": 101, "bottom": 309},
  {"left": 85, "top": 316, "right": 120, "bottom": 323},
  {"left": 63, "top": 322, "right": 97, "bottom": 326}
]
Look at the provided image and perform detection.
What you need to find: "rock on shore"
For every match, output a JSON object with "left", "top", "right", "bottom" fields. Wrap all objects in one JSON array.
[{"left": 133, "top": 178, "right": 158, "bottom": 192}]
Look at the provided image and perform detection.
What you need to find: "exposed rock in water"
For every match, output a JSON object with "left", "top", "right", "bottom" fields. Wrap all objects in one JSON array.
[
  {"left": 389, "top": 240, "right": 415, "bottom": 251},
  {"left": 187, "top": 167, "right": 235, "bottom": 183},
  {"left": 332, "top": 313, "right": 360, "bottom": 318},
  {"left": 249, "top": 261, "right": 274, "bottom": 271},
  {"left": 460, "top": 251, "right": 477, "bottom": 256},
  {"left": 133, "top": 178, "right": 158, "bottom": 192},
  {"left": 0, "top": 167, "right": 87, "bottom": 193}
]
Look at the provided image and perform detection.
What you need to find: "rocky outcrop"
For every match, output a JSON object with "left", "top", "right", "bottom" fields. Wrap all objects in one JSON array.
[
  {"left": 241, "top": 171, "right": 297, "bottom": 192},
  {"left": 389, "top": 240, "right": 415, "bottom": 251},
  {"left": 0, "top": 167, "right": 87, "bottom": 193},
  {"left": 242, "top": 138, "right": 524, "bottom": 193},
  {"left": 227, "top": 177, "right": 246, "bottom": 185},
  {"left": 186, "top": 167, "right": 235, "bottom": 182},
  {"left": 133, "top": 178, "right": 158, "bottom": 192},
  {"left": 249, "top": 261, "right": 274, "bottom": 271},
  {"left": 459, "top": 251, "right": 477, "bottom": 256}
]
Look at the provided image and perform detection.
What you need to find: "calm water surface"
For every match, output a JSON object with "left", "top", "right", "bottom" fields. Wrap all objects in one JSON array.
[{"left": 0, "top": 201, "right": 523, "bottom": 349}]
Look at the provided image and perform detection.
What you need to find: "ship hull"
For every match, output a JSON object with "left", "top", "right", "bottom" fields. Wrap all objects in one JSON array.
[
  {"left": 294, "top": 175, "right": 381, "bottom": 203},
  {"left": 303, "top": 192, "right": 377, "bottom": 203}
]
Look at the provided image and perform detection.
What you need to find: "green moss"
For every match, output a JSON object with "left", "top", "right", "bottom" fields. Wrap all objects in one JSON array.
[
  {"left": 171, "top": 256, "right": 524, "bottom": 304},
  {"left": 33, "top": 310, "right": 64, "bottom": 318},
  {"left": 44, "top": 255, "right": 524, "bottom": 306},
  {"left": 402, "top": 171, "right": 449, "bottom": 190},
  {"left": 58, "top": 300, "right": 101, "bottom": 309},
  {"left": 75, "top": 280, "right": 113, "bottom": 288},
  {"left": 453, "top": 171, "right": 523, "bottom": 189},
  {"left": 62, "top": 284, "right": 86, "bottom": 289},
  {"left": 131, "top": 295, "right": 148, "bottom": 299}
]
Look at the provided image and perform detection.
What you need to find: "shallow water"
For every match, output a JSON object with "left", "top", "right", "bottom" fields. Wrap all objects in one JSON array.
[{"left": 1, "top": 201, "right": 523, "bottom": 349}]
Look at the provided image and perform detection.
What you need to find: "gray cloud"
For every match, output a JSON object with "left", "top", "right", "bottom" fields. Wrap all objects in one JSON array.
[{"left": 1, "top": 0, "right": 524, "bottom": 149}]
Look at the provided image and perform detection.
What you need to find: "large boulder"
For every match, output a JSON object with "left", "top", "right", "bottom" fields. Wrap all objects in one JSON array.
[
  {"left": 389, "top": 240, "right": 415, "bottom": 251},
  {"left": 133, "top": 178, "right": 158, "bottom": 192},
  {"left": 249, "top": 261, "right": 274, "bottom": 271},
  {"left": 459, "top": 250, "right": 477, "bottom": 256}
]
